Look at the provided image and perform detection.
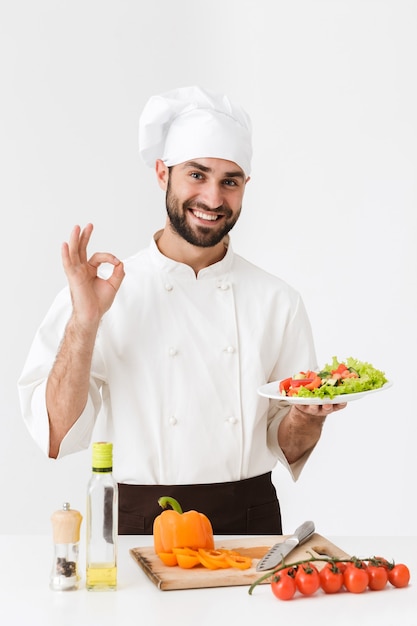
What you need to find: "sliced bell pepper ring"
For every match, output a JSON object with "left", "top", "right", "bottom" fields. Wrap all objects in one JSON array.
[
  {"left": 159, "top": 546, "right": 253, "bottom": 570},
  {"left": 165, "top": 547, "right": 201, "bottom": 569},
  {"left": 197, "top": 554, "right": 220, "bottom": 569},
  {"left": 198, "top": 548, "right": 230, "bottom": 569},
  {"left": 172, "top": 547, "right": 200, "bottom": 556},
  {"left": 157, "top": 551, "right": 178, "bottom": 566},
  {"left": 176, "top": 554, "right": 201, "bottom": 569},
  {"left": 224, "top": 553, "right": 252, "bottom": 570}
]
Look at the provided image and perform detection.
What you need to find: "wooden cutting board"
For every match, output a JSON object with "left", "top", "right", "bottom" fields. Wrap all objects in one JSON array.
[{"left": 130, "top": 533, "right": 350, "bottom": 591}]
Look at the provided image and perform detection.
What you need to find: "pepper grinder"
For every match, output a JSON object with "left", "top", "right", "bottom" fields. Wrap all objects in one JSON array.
[{"left": 50, "top": 502, "right": 83, "bottom": 591}]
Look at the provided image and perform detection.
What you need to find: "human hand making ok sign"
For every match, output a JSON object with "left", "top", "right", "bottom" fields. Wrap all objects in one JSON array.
[{"left": 61, "top": 223, "right": 125, "bottom": 327}]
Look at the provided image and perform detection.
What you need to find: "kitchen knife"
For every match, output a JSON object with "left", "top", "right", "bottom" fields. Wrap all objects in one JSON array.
[{"left": 256, "top": 520, "right": 315, "bottom": 571}]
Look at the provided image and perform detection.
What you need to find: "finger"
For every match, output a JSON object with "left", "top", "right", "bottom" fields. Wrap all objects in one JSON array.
[
  {"left": 66, "top": 224, "right": 93, "bottom": 264},
  {"left": 295, "top": 404, "right": 332, "bottom": 418},
  {"left": 330, "top": 402, "right": 347, "bottom": 412},
  {"left": 78, "top": 223, "right": 94, "bottom": 264},
  {"left": 61, "top": 241, "right": 71, "bottom": 272},
  {"left": 61, "top": 237, "right": 88, "bottom": 276},
  {"left": 87, "top": 252, "right": 121, "bottom": 269},
  {"left": 67, "top": 225, "right": 82, "bottom": 263},
  {"left": 316, "top": 402, "right": 347, "bottom": 416},
  {"left": 292, "top": 404, "right": 322, "bottom": 418}
]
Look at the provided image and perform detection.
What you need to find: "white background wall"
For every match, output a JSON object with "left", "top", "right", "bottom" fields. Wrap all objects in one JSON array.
[{"left": 1, "top": 0, "right": 416, "bottom": 536}]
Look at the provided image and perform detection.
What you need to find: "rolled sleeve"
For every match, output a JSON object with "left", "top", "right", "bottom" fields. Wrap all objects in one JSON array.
[
  {"left": 57, "top": 394, "right": 100, "bottom": 458},
  {"left": 23, "top": 380, "right": 51, "bottom": 456}
]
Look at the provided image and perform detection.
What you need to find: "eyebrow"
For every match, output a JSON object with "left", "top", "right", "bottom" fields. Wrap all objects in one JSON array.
[{"left": 182, "top": 160, "right": 245, "bottom": 179}]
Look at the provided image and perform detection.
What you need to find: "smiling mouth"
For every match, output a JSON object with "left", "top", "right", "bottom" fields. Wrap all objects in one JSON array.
[{"left": 191, "top": 209, "right": 221, "bottom": 222}]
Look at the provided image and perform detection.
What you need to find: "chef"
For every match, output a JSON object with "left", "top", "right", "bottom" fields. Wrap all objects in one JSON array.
[{"left": 18, "top": 85, "right": 346, "bottom": 535}]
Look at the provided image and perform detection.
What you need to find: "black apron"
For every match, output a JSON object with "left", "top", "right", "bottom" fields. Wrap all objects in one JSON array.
[{"left": 118, "top": 471, "right": 282, "bottom": 535}]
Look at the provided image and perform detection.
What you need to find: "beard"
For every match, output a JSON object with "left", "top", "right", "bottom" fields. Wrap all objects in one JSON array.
[{"left": 165, "top": 177, "right": 241, "bottom": 248}]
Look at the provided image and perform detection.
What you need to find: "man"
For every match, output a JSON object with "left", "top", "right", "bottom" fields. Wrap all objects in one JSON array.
[{"left": 18, "top": 86, "right": 346, "bottom": 535}]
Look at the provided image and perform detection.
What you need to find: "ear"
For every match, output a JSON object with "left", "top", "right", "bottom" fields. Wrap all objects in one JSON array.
[{"left": 155, "top": 159, "right": 169, "bottom": 190}]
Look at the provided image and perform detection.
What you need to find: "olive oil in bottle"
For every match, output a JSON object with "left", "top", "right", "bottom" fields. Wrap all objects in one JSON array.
[{"left": 86, "top": 442, "right": 118, "bottom": 591}]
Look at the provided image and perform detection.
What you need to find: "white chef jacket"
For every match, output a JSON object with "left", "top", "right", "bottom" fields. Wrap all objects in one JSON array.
[{"left": 18, "top": 232, "right": 318, "bottom": 485}]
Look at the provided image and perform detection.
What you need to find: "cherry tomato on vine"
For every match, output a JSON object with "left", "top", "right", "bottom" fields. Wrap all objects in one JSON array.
[
  {"left": 373, "top": 556, "right": 391, "bottom": 569},
  {"left": 367, "top": 565, "right": 388, "bottom": 591},
  {"left": 344, "top": 562, "right": 369, "bottom": 593},
  {"left": 295, "top": 563, "right": 320, "bottom": 596},
  {"left": 334, "top": 561, "right": 347, "bottom": 574},
  {"left": 271, "top": 570, "right": 297, "bottom": 601},
  {"left": 319, "top": 562, "right": 344, "bottom": 594},
  {"left": 388, "top": 564, "right": 410, "bottom": 588}
]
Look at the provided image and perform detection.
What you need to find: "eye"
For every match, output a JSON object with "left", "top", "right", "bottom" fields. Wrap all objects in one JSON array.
[
  {"left": 223, "top": 178, "right": 238, "bottom": 187},
  {"left": 190, "top": 171, "right": 204, "bottom": 180}
]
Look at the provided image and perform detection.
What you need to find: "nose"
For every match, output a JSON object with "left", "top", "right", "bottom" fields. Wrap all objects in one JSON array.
[{"left": 201, "top": 181, "right": 225, "bottom": 210}]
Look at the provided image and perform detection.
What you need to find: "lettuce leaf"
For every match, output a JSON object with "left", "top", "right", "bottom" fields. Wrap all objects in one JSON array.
[{"left": 296, "top": 356, "right": 388, "bottom": 399}]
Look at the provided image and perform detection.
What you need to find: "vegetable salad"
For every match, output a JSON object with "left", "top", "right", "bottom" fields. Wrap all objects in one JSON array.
[{"left": 279, "top": 357, "right": 388, "bottom": 399}]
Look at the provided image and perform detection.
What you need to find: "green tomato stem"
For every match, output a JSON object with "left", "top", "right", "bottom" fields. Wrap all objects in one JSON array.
[{"left": 248, "top": 553, "right": 379, "bottom": 595}]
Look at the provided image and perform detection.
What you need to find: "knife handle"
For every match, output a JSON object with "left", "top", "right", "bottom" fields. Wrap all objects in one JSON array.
[{"left": 293, "top": 520, "right": 315, "bottom": 544}]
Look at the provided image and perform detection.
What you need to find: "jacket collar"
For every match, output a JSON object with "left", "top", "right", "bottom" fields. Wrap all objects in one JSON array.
[{"left": 149, "top": 230, "right": 234, "bottom": 278}]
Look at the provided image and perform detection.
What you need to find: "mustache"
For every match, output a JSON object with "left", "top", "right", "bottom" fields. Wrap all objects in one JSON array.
[{"left": 183, "top": 199, "right": 232, "bottom": 218}]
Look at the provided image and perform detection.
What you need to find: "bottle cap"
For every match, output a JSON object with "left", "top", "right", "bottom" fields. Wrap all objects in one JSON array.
[{"left": 92, "top": 442, "right": 113, "bottom": 471}]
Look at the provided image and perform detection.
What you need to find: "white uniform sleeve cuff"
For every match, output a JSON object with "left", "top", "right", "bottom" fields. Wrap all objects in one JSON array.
[{"left": 25, "top": 381, "right": 98, "bottom": 459}]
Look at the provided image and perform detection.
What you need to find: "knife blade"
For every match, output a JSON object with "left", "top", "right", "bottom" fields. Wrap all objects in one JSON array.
[{"left": 256, "top": 520, "right": 315, "bottom": 571}]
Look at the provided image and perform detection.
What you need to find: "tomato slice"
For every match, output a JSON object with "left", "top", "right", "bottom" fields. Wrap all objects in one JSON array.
[
  {"left": 304, "top": 374, "right": 322, "bottom": 390},
  {"left": 290, "top": 378, "right": 315, "bottom": 387},
  {"left": 279, "top": 377, "right": 292, "bottom": 393}
]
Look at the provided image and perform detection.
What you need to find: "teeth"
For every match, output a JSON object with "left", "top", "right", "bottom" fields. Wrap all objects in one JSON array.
[{"left": 193, "top": 210, "right": 218, "bottom": 221}]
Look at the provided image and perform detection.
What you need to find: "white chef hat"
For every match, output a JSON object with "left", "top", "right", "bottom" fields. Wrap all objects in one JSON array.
[{"left": 138, "top": 85, "right": 253, "bottom": 176}]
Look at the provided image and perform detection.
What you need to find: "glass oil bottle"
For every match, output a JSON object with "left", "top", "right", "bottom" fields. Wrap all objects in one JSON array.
[{"left": 86, "top": 442, "right": 118, "bottom": 591}]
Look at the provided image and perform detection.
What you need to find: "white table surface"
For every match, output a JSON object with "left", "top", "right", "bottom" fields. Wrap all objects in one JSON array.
[{"left": 1, "top": 534, "right": 415, "bottom": 625}]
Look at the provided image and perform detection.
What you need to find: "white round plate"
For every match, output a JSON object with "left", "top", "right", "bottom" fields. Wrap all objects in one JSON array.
[{"left": 257, "top": 380, "right": 393, "bottom": 405}]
